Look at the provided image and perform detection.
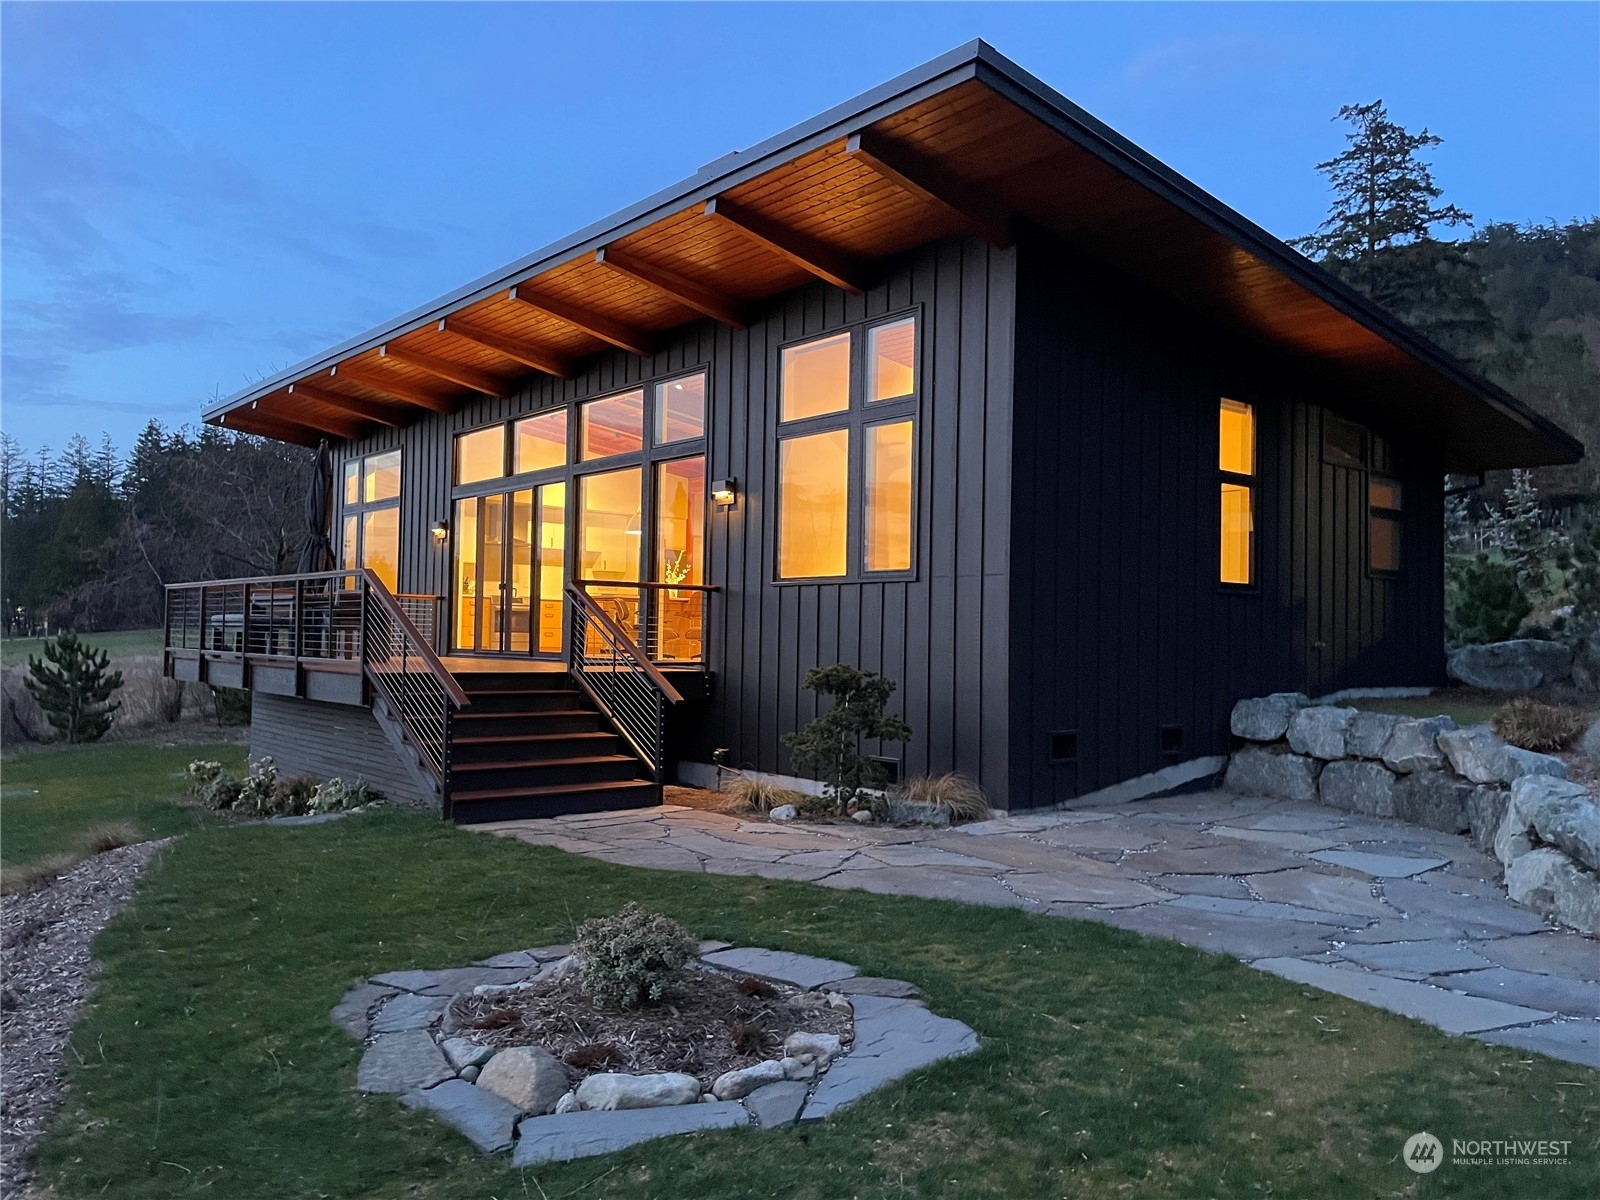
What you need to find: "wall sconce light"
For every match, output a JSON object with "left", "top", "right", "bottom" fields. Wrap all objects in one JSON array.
[
  {"left": 711, "top": 478, "right": 738, "bottom": 509},
  {"left": 430, "top": 519, "right": 449, "bottom": 541}
]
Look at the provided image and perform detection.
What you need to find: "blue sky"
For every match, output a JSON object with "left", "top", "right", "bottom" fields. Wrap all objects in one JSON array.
[{"left": 3, "top": 2, "right": 1596, "bottom": 456}]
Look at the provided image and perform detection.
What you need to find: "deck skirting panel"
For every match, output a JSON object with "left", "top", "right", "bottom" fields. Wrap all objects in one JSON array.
[{"left": 249, "top": 692, "right": 432, "bottom": 810}]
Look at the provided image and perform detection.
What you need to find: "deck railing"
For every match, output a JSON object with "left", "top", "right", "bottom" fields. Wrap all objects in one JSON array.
[
  {"left": 573, "top": 580, "right": 715, "bottom": 666},
  {"left": 566, "top": 582, "right": 686, "bottom": 781},
  {"left": 164, "top": 570, "right": 365, "bottom": 662}
]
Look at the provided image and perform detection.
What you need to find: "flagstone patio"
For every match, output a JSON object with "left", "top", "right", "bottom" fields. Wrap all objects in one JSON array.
[{"left": 474, "top": 791, "right": 1600, "bottom": 1070}]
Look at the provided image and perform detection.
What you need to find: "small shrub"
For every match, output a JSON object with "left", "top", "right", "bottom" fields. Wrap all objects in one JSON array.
[
  {"left": 309, "top": 776, "right": 383, "bottom": 813},
  {"left": 795, "top": 791, "right": 839, "bottom": 819},
  {"left": 734, "top": 975, "right": 778, "bottom": 999},
  {"left": 270, "top": 776, "right": 319, "bottom": 816},
  {"left": 211, "top": 686, "right": 251, "bottom": 726},
  {"left": 1492, "top": 697, "right": 1588, "bottom": 752},
  {"left": 564, "top": 1043, "right": 626, "bottom": 1070},
  {"left": 0, "top": 852, "right": 79, "bottom": 895},
  {"left": 720, "top": 775, "right": 803, "bottom": 813},
  {"left": 1446, "top": 554, "right": 1532, "bottom": 647},
  {"left": 573, "top": 902, "right": 696, "bottom": 1010},
  {"left": 729, "top": 1020, "right": 771, "bottom": 1057},
  {"left": 234, "top": 756, "right": 280, "bottom": 816},
  {"left": 781, "top": 663, "right": 912, "bottom": 814},
  {"left": 74, "top": 821, "right": 143, "bottom": 856},
  {"left": 187, "top": 759, "right": 242, "bottom": 810},
  {"left": 892, "top": 772, "right": 992, "bottom": 823}
]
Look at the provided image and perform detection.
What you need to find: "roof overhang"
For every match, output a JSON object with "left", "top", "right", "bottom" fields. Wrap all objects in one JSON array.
[{"left": 204, "top": 40, "right": 1582, "bottom": 472}]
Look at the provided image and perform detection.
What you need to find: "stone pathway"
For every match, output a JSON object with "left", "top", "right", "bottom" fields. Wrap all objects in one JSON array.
[{"left": 475, "top": 790, "right": 1600, "bottom": 1070}]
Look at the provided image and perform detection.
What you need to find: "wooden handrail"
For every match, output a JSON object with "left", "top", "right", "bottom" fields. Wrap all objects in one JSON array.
[
  {"left": 163, "top": 568, "right": 354, "bottom": 591},
  {"left": 576, "top": 579, "right": 720, "bottom": 594},
  {"left": 566, "top": 584, "right": 684, "bottom": 704},
  {"left": 361, "top": 570, "right": 470, "bottom": 708}
]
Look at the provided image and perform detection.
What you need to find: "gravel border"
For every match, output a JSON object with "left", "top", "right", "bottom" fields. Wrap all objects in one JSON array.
[{"left": 1, "top": 840, "right": 165, "bottom": 1194}]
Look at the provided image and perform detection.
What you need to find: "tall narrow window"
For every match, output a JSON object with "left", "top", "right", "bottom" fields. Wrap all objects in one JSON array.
[
  {"left": 864, "top": 421, "right": 914, "bottom": 571},
  {"left": 1369, "top": 477, "right": 1403, "bottom": 573},
  {"left": 341, "top": 449, "right": 403, "bottom": 591},
  {"left": 1219, "top": 399, "right": 1255, "bottom": 586},
  {"left": 778, "top": 430, "right": 850, "bottom": 578}
]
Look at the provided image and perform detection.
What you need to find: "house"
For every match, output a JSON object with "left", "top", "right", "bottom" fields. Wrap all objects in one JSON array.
[{"left": 166, "top": 41, "right": 1582, "bottom": 821}]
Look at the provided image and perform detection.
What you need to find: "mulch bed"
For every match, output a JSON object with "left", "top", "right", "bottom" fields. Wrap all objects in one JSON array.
[
  {"left": 449, "top": 965, "right": 853, "bottom": 1087},
  {"left": 0, "top": 839, "right": 165, "bottom": 1196}
]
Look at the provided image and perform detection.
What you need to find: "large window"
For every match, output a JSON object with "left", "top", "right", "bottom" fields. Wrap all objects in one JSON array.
[
  {"left": 1219, "top": 399, "right": 1254, "bottom": 586},
  {"left": 580, "top": 389, "right": 645, "bottom": 461},
  {"left": 341, "top": 449, "right": 402, "bottom": 591},
  {"left": 776, "top": 315, "right": 918, "bottom": 580}
]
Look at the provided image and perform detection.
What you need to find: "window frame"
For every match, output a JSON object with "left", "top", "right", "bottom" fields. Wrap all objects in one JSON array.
[
  {"left": 773, "top": 309, "right": 922, "bottom": 584},
  {"left": 1218, "top": 397, "right": 1257, "bottom": 591},
  {"left": 339, "top": 447, "right": 403, "bottom": 590},
  {"left": 1367, "top": 474, "right": 1404, "bottom": 576}
]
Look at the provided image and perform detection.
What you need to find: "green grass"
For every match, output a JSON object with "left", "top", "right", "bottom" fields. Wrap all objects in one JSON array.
[
  {"left": 1, "top": 741, "right": 244, "bottom": 868},
  {"left": 0, "top": 627, "right": 163, "bottom": 668},
  {"left": 37, "top": 812, "right": 1599, "bottom": 1199},
  {"left": 1357, "top": 694, "right": 1504, "bottom": 727}
]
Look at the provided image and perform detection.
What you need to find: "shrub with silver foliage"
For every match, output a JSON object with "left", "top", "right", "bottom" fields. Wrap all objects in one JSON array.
[{"left": 573, "top": 902, "right": 696, "bottom": 1010}]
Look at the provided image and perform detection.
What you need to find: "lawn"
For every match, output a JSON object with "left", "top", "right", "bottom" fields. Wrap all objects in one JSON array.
[
  {"left": 1, "top": 741, "right": 244, "bottom": 869},
  {"left": 0, "top": 627, "right": 165, "bottom": 668},
  {"left": 36, "top": 810, "right": 1598, "bottom": 1200}
]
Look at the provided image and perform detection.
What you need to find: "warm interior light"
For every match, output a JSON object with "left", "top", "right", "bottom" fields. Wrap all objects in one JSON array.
[{"left": 711, "top": 478, "right": 738, "bottom": 508}]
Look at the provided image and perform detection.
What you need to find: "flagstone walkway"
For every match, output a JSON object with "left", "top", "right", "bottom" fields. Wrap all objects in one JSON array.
[{"left": 475, "top": 790, "right": 1600, "bottom": 1070}]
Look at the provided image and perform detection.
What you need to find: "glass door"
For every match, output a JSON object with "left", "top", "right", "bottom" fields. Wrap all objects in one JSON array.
[{"left": 453, "top": 487, "right": 565, "bottom": 656}]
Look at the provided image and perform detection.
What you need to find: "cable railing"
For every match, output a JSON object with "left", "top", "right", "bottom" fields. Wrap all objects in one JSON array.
[
  {"left": 566, "top": 582, "right": 685, "bottom": 781},
  {"left": 573, "top": 581, "right": 715, "bottom": 666},
  {"left": 163, "top": 570, "right": 364, "bottom": 661}
]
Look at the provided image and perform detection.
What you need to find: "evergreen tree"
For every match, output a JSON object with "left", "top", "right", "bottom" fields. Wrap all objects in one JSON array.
[
  {"left": 24, "top": 632, "right": 125, "bottom": 743},
  {"left": 781, "top": 663, "right": 912, "bottom": 813}
]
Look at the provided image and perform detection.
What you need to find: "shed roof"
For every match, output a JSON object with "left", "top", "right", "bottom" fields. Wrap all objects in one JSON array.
[{"left": 204, "top": 40, "right": 1581, "bottom": 471}]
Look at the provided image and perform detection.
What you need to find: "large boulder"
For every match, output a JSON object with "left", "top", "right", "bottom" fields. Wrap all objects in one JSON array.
[
  {"left": 1391, "top": 771, "right": 1473, "bottom": 834},
  {"left": 1494, "top": 775, "right": 1600, "bottom": 870},
  {"left": 1504, "top": 847, "right": 1600, "bottom": 934},
  {"left": 574, "top": 1071, "right": 701, "bottom": 1111},
  {"left": 1318, "top": 759, "right": 1398, "bottom": 817},
  {"left": 1582, "top": 718, "right": 1600, "bottom": 765},
  {"left": 475, "top": 1046, "right": 572, "bottom": 1116},
  {"left": 1447, "top": 639, "right": 1573, "bottom": 691},
  {"left": 1230, "top": 693, "right": 1310, "bottom": 741},
  {"left": 1379, "top": 716, "right": 1456, "bottom": 774},
  {"left": 1502, "top": 746, "right": 1569, "bottom": 784},
  {"left": 1570, "top": 631, "right": 1600, "bottom": 692},
  {"left": 1467, "top": 787, "right": 1511, "bottom": 854},
  {"left": 1438, "top": 725, "right": 1509, "bottom": 784},
  {"left": 1223, "top": 745, "right": 1321, "bottom": 802},
  {"left": 1346, "top": 712, "right": 1402, "bottom": 760},
  {"left": 1287, "top": 706, "right": 1357, "bottom": 760}
]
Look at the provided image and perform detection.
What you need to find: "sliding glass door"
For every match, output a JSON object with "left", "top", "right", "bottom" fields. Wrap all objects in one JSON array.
[{"left": 453, "top": 483, "right": 565, "bottom": 655}]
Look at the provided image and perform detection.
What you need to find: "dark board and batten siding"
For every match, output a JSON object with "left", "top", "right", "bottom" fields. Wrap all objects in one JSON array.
[
  {"left": 332, "top": 235, "right": 1018, "bottom": 806},
  {"left": 250, "top": 693, "right": 429, "bottom": 808},
  {"left": 1008, "top": 229, "right": 1446, "bottom": 808}
]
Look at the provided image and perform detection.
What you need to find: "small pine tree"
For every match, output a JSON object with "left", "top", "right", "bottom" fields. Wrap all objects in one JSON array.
[
  {"left": 24, "top": 632, "right": 124, "bottom": 743},
  {"left": 781, "top": 663, "right": 912, "bottom": 813},
  {"left": 1445, "top": 555, "right": 1532, "bottom": 648}
]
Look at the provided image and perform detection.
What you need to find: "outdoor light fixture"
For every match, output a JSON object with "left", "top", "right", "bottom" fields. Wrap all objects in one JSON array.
[
  {"left": 712, "top": 478, "right": 738, "bottom": 508},
  {"left": 430, "top": 519, "right": 449, "bottom": 541}
]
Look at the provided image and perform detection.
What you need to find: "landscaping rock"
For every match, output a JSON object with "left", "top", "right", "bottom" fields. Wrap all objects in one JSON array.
[
  {"left": 371, "top": 966, "right": 531, "bottom": 996},
  {"left": 802, "top": 996, "right": 979, "bottom": 1121},
  {"left": 1502, "top": 746, "right": 1569, "bottom": 784},
  {"left": 851, "top": 809, "right": 877, "bottom": 825},
  {"left": 743, "top": 1080, "right": 809, "bottom": 1127},
  {"left": 1438, "top": 725, "right": 1509, "bottom": 784},
  {"left": 460, "top": 1065, "right": 480, "bottom": 1083},
  {"left": 1447, "top": 639, "right": 1573, "bottom": 691},
  {"left": 1223, "top": 745, "right": 1320, "bottom": 802},
  {"left": 1570, "top": 631, "right": 1600, "bottom": 692},
  {"left": 1582, "top": 718, "right": 1600, "bottom": 764},
  {"left": 1391, "top": 771, "right": 1473, "bottom": 834},
  {"left": 780, "top": 1055, "right": 817, "bottom": 1080},
  {"left": 370, "top": 992, "right": 449, "bottom": 1034},
  {"left": 710, "top": 1059, "right": 785, "bottom": 1100},
  {"left": 1346, "top": 711, "right": 1402, "bottom": 760},
  {"left": 1380, "top": 716, "right": 1456, "bottom": 774},
  {"left": 329, "top": 982, "right": 397, "bottom": 1040},
  {"left": 702, "top": 946, "right": 858, "bottom": 989},
  {"left": 554, "top": 1090, "right": 580, "bottom": 1114},
  {"left": 1287, "top": 706, "right": 1357, "bottom": 760},
  {"left": 769, "top": 805, "right": 798, "bottom": 823},
  {"left": 512, "top": 1103, "right": 748, "bottom": 1166},
  {"left": 782, "top": 1031, "right": 843, "bottom": 1065},
  {"left": 886, "top": 799, "right": 950, "bottom": 827},
  {"left": 1317, "top": 759, "right": 1398, "bottom": 817},
  {"left": 1467, "top": 786, "right": 1511, "bottom": 854},
  {"left": 475, "top": 1046, "right": 571, "bottom": 1116},
  {"left": 1230, "top": 693, "right": 1309, "bottom": 741},
  {"left": 1496, "top": 775, "right": 1600, "bottom": 870},
  {"left": 544, "top": 954, "right": 582, "bottom": 982},
  {"left": 574, "top": 1071, "right": 701, "bottom": 1110},
  {"left": 357, "top": 1031, "right": 453, "bottom": 1094},
  {"left": 400, "top": 1079, "right": 520, "bottom": 1154},
  {"left": 819, "top": 976, "right": 919, "bottom": 999},
  {"left": 1504, "top": 848, "right": 1600, "bottom": 935},
  {"left": 440, "top": 1037, "right": 494, "bottom": 1072}
]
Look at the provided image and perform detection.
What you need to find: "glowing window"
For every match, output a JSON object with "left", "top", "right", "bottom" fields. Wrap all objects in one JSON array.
[
  {"left": 343, "top": 462, "right": 360, "bottom": 506},
  {"left": 1370, "top": 477, "right": 1403, "bottom": 573},
  {"left": 580, "top": 390, "right": 645, "bottom": 460},
  {"left": 364, "top": 449, "right": 401, "bottom": 502},
  {"left": 777, "top": 429, "right": 849, "bottom": 578},
  {"left": 455, "top": 427, "right": 504, "bottom": 485},
  {"left": 864, "top": 421, "right": 914, "bottom": 571},
  {"left": 361, "top": 507, "right": 400, "bottom": 592},
  {"left": 654, "top": 372, "right": 706, "bottom": 445},
  {"left": 1219, "top": 399, "right": 1255, "bottom": 586},
  {"left": 514, "top": 410, "right": 567, "bottom": 474},
  {"left": 867, "top": 319, "right": 916, "bottom": 402},
  {"left": 781, "top": 333, "right": 851, "bottom": 421}
]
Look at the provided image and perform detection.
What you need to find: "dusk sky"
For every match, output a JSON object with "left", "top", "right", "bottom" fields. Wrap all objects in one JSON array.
[{"left": 3, "top": 2, "right": 1596, "bottom": 456}]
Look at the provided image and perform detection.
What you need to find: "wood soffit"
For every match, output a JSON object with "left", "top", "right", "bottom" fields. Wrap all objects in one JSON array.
[{"left": 208, "top": 53, "right": 1580, "bottom": 471}]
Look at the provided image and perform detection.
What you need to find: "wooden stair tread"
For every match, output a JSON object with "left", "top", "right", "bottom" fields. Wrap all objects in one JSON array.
[
  {"left": 451, "top": 731, "right": 615, "bottom": 746},
  {"left": 452, "top": 779, "right": 659, "bottom": 802},
  {"left": 452, "top": 754, "right": 638, "bottom": 773},
  {"left": 453, "top": 708, "right": 593, "bottom": 720}
]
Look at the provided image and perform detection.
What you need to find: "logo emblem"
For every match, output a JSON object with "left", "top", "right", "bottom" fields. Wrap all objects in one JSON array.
[{"left": 1404, "top": 1132, "right": 1444, "bottom": 1174}]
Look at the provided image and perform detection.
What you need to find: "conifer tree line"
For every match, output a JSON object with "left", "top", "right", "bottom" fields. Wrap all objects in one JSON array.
[{"left": 1, "top": 425, "right": 311, "bottom": 635}]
